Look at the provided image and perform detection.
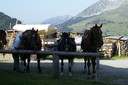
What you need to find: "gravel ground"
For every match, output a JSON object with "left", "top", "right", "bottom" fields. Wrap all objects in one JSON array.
[
  {"left": 99, "top": 60, "right": 128, "bottom": 85},
  {"left": 0, "top": 55, "right": 128, "bottom": 85}
]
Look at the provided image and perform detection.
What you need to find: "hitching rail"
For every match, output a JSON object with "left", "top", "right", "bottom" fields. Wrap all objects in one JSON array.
[{"left": 0, "top": 50, "right": 101, "bottom": 78}]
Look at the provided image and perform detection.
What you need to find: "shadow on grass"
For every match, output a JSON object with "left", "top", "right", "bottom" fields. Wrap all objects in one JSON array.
[{"left": 0, "top": 59, "right": 128, "bottom": 85}]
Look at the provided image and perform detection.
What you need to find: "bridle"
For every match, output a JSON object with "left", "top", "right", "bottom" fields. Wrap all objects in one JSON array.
[{"left": 91, "top": 27, "right": 103, "bottom": 51}]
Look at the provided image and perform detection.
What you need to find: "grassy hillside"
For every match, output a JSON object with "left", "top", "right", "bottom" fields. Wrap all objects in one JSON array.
[{"left": 68, "top": 3, "right": 128, "bottom": 37}]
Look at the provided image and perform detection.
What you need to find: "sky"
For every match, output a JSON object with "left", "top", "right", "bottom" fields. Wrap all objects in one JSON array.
[{"left": 0, "top": 0, "right": 99, "bottom": 24}]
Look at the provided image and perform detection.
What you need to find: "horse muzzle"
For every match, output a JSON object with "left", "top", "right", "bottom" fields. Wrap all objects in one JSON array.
[{"left": 2, "top": 39, "right": 7, "bottom": 45}]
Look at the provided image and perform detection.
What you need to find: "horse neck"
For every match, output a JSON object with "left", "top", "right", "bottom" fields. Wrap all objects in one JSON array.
[
  {"left": 83, "top": 30, "right": 93, "bottom": 44},
  {"left": 0, "top": 42, "right": 3, "bottom": 49},
  {"left": 58, "top": 37, "right": 68, "bottom": 51},
  {"left": 31, "top": 33, "right": 42, "bottom": 50}
]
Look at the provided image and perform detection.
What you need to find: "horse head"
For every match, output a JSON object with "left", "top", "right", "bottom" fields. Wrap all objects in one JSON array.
[
  {"left": 91, "top": 24, "right": 103, "bottom": 49},
  {"left": 0, "top": 30, "right": 7, "bottom": 45},
  {"left": 61, "top": 32, "right": 70, "bottom": 38},
  {"left": 58, "top": 32, "right": 76, "bottom": 52},
  {"left": 30, "top": 28, "right": 42, "bottom": 50}
]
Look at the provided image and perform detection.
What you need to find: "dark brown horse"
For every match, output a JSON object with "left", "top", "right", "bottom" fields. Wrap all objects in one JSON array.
[
  {"left": 57, "top": 32, "right": 76, "bottom": 76},
  {"left": 81, "top": 24, "right": 103, "bottom": 76},
  {"left": 12, "top": 28, "right": 42, "bottom": 73},
  {"left": 20, "top": 28, "right": 42, "bottom": 73},
  {"left": 0, "top": 30, "right": 7, "bottom": 49}
]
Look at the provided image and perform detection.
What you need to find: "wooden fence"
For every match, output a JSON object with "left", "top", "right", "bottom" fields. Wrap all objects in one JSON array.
[{"left": 0, "top": 50, "right": 101, "bottom": 78}]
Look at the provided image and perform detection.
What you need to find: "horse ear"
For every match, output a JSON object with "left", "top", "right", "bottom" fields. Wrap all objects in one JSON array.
[
  {"left": 68, "top": 32, "right": 70, "bottom": 36},
  {"left": 99, "top": 24, "right": 103, "bottom": 28},
  {"left": 36, "top": 29, "right": 38, "bottom": 32},
  {"left": 95, "top": 24, "right": 98, "bottom": 27},
  {"left": 32, "top": 28, "right": 34, "bottom": 30}
]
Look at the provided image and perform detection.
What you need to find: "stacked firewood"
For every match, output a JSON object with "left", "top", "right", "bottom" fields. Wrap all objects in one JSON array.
[{"left": 101, "top": 38, "right": 128, "bottom": 58}]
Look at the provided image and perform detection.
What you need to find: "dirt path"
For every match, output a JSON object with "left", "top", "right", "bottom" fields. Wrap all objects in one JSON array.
[
  {"left": 0, "top": 55, "right": 128, "bottom": 85},
  {"left": 98, "top": 60, "right": 128, "bottom": 85}
]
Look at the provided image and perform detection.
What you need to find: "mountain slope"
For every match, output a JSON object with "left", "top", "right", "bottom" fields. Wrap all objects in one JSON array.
[
  {"left": 42, "top": 15, "right": 72, "bottom": 25},
  {"left": 77, "top": 0, "right": 126, "bottom": 17},
  {"left": 0, "top": 12, "right": 21, "bottom": 30},
  {"left": 58, "top": 0, "right": 128, "bottom": 37}
]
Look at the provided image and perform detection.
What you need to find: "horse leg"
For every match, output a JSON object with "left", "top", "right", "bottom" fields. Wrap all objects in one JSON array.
[
  {"left": 12, "top": 53, "right": 22, "bottom": 72},
  {"left": 26, "top": 56, "right": 30, "bottom": 72},
  {"left": 60, "top": 58, "right": 64, "bottom": 76},
  {"left": 87, "top": 57, "right": 91, "bottom": 75},
  {"left": 91, "top": 57, "right": 96, "bottom": 74},
  {"left": 91, "top": 57, "right": 97, "bottom": 78},
  {"left": 37, "top": 54, "right": 42, "bottom": 73},
  {"left": 83, "top": 57, "right": 86, "bottom": 74},
  {"left": 68, "top": 58, "right": 73, "bottom": 76},
  {"left": 24, "top": 59, "right": 26, "bottom": 67}
]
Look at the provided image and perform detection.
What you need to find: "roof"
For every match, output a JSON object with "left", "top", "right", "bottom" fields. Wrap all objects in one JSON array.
[
  {"left": 13, "top": 24, "right": 57, "bottom": 35},
  {"left": 103, "top": 36, "right": 128, "bottom": 41}
]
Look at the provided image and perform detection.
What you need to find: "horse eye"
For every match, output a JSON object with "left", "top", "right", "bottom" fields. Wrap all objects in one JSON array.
[{"left": 99, "top": 30, "right": 102, "bottom": 34}]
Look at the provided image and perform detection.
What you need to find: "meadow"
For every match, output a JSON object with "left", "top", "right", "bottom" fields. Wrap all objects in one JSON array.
[{"left": 0, "top": 69, "right": 114, "bottom": 85}]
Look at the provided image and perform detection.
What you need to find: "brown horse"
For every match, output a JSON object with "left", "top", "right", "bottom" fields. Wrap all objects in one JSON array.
[
  {"left": 20, "top": 28, "right": 42, "bottom": 73},
  {"left": 57, "top": 32, "right": 76, "bottom": 76},
  {"left": 0, "top": 30, "right": 7, "bottom": 49},
  {"left": 81, "top": 24, "right": 103, "bottom": 76},
  {"left": 12, "top": 28, "right": 42, "bottom": 73}
]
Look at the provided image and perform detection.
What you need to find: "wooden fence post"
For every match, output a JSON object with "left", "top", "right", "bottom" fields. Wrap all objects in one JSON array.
[{"left": 53, "top": 54, "right": 59, "bottom": 78}]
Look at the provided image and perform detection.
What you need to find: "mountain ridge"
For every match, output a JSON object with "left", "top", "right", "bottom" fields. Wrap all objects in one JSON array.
[
  {"left": 42, "top": 15, "right": 72, "bottom": 25},
  {"left": 57, "top": 0, "right": 128, "bottom": 37},
  {"left": 0, "top": 12, "right": 21, "bottom": 30},
  {"left": 77, "top": 0, "right": 126, "bottom": 17},
  {"left": 68, "top": 0, "right": 128, "bottom": 36}
]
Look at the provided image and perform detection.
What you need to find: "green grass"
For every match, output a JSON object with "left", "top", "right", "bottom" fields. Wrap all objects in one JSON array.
[
  {"left": 0, "top": 69, "right": 113, "bottom": 85},
  {"left": 100, "top": 55, "right": 128, "bottom": 60},
  {"left": 111, "top": 56, "right": 128, "bottom": 60}
]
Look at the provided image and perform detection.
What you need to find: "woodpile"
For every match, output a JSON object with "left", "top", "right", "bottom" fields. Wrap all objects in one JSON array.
[
  {"left": 6, "top": 30, "right": 19, "bottom": 49},
  {"left": 101, "top": 37, "right": 128, "bottom": 58},
  {"left": 101, "top": 43, "right": 113, "bottom": 58}
]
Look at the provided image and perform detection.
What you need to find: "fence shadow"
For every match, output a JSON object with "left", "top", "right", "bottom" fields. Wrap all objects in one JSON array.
[{"left": 0, "top": 59, "right": 128, "bottom": 85}]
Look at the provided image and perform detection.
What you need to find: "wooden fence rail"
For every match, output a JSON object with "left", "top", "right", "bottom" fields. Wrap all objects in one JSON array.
[{"left": 0, "top": 50, "right": 101, "bottom": 78}]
